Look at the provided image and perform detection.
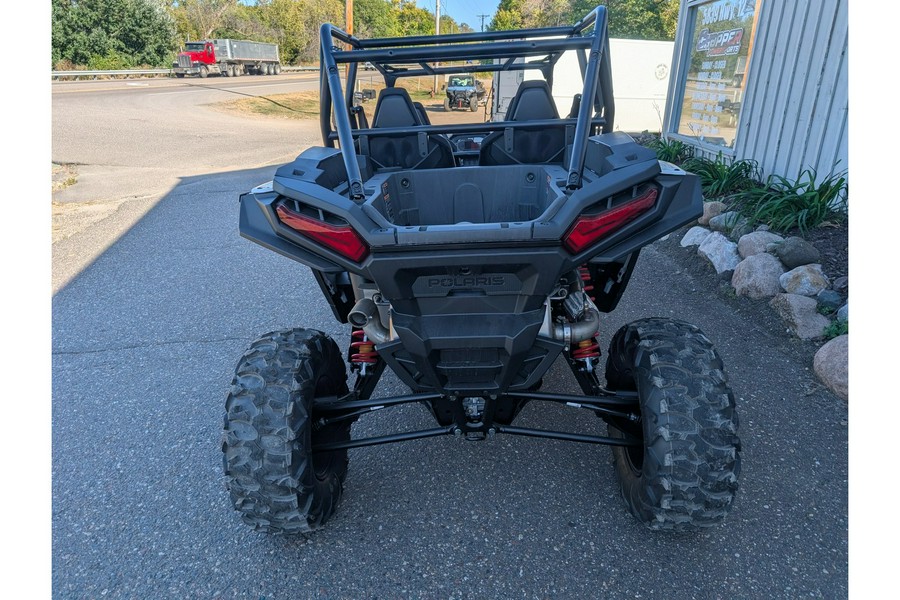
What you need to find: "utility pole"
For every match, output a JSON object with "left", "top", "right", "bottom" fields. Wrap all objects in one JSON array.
[
  {"left": 346, "top": 0, "right": 353, "bottom": 35},
  {"left": 478, "top": 14, "right": 489, "bottom": 32}
]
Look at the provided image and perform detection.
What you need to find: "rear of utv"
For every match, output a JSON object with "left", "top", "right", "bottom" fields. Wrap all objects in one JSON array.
[{"left": 223, "top": 5, "right": 741, "bottom": 535}]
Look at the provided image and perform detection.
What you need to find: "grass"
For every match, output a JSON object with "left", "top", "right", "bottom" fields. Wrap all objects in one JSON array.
[
  {"left": 681, "top": 153, "right": 760, "bottom": 198},
  {"left": 217, "top": 76, "right": 442, "bottom": 121},
  {"left": 823, "top": 319, "right": 848, "bottom": 340},
  {"left": 733, "top": 167, "right": 848, "bottom": 235},
  {"left": 218, "top": 90, "right": 323, "bottom": 120},
  {"left": 52, "top": 163, "right": 78, "bottom": 192},
  {"left": 647, "top": 136, "right": 693, "bottom": 163}
]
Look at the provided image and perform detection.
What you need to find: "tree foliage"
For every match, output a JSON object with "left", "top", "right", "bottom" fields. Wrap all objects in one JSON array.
[
  {"left": 491, "top": 0, "right": 680, "bottom": 40},
  {"left": 52, "top": 0, "right": 177, "bottom": 68},
  {"left": 53, "top": 0, "right": 671, "bottom": 68}
]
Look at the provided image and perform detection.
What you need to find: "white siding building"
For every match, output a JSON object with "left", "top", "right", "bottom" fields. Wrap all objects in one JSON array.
[{"left": 663, "top": 0, "right": 848, "bottom": 182}]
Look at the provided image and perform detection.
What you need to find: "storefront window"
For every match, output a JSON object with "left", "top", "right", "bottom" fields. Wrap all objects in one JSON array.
[{"left": 674, "top": 0, "right": 759, "bottom": 148}]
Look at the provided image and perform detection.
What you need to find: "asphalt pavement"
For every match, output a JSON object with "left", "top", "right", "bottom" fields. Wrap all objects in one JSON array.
[
  {"left": 47, "top": 75, "right": 849, "bottom": 598},
  {"left": 51, "top": 165, "right": 848, "bottom": 598}
]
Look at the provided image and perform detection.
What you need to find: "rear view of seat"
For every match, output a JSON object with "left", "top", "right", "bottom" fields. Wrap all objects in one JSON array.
[
  {"left": 479, "top": 80, "right": 569, "bottom": 166},
  {"left": 361, "top": 88, "right": 454, "bottom": 170}
]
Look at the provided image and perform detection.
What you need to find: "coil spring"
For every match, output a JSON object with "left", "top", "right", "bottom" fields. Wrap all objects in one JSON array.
[
  {"left": 579, "top": 265, "right": 595, "bottom": 302},
  {"left": 350, "top": 329, "right": 378, "bottom": 365},
  {"left": 572, "top": 338, "right": 600, "bottom": 360}
]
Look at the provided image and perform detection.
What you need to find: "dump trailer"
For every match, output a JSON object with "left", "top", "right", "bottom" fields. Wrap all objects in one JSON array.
[{"left": 173, "top": 39, "right": 281, "bottom": 78}]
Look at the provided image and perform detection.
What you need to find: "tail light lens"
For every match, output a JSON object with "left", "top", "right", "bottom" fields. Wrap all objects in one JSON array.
[
  {"left": 276, "top": 203, "right": 370, "bottom": 262},
  {"left": 563, "top": 187, "right": 658, "bottom": 254}
]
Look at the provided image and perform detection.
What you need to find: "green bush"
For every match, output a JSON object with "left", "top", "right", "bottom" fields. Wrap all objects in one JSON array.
[
  {"left": 681, "top": 153, "right": 760, "bottom": 198},
  {"left": 823, "top": 319, "right": 848, "bottom": 340},
  {"left": 88, "top": 50, "right": 135, "bottom": 71},
  {"left": 734, "top": 168, "right": 848, "bottom": 235},
  {"left": 648, "top": 136, "right": 693, "bottom": 163}
]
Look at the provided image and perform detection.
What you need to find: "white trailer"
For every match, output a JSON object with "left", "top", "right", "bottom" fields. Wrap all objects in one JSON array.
[{"left": 492, "top": 38, "right": 674, "bottom": 133}]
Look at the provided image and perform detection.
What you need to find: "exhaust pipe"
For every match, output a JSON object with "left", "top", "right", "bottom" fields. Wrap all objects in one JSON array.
[
  {"left": 551, "top": 291, "right": 600, "bottom": 345},
  {"left": 552, "top": 307, "right": 599, "bottom": 345},
  {"left": 348, "top": 298, "right": 392, "bottom": 345}
]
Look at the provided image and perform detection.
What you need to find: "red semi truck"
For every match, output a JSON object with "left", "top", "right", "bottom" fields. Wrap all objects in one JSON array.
[{"left": 173, "top": 39, "right": 281, "bottom": 78}]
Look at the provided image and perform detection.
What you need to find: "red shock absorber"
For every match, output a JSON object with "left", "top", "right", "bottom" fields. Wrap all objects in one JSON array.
[
  {"left": 572, "top": 338, "right": 600, "bottom": 360},
  {"left": 350, "top": 328, "right": 379, "bottom": 367},
  {"left": 579, "top": 265, "right": 595, "bottom": 302}
]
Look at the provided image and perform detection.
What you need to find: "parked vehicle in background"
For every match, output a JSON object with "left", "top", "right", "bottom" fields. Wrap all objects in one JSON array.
[
  {"left": 173, "top": 39, "right": 281, "bottom": 78},
  {"left": 444, "top": 74, "right": 486, "bottom": 111}
]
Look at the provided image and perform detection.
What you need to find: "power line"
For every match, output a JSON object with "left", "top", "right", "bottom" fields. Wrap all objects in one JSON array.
[{"left": 477, "top": 13, "right": 490, "bottom": 32}]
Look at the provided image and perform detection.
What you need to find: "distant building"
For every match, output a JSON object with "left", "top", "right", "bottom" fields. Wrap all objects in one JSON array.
[{"left": 662, "top": 0, "right": 848, "bottom": 182}]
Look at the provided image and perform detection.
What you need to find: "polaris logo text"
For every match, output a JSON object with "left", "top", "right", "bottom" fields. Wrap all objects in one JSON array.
[{"left": 427, "top": 276, "right": 506, "bottom": 288}]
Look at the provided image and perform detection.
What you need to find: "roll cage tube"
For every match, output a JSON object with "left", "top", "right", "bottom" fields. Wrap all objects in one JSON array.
[{"left": 317, "top": 5, "right": 615, "bottom": 201}]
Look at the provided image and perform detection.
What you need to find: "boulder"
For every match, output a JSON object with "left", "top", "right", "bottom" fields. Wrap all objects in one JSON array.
[
  {"left": 698, "top": 232, "right": 742, "bottom": 274},
  {"left": 698, "top": 201, "right": 727, "bottom": 226},
  {"left": 709, "top": 211, "right": 745, "bottom": 233},
  {"left": 737, "top": 231, "right": 785, "bottom": 259},
  {"left": 837, "top": 304, "right": 848, "bottom": 322},
  {"left": 780, "top": 264, "right": 830, "bottom": 296},
  {"left": 816, "top": 289, "right": 843, "bottom": 312},
  {"left": 774, "top": 236, "right": 821, "bottom": 269},
  {"left": 769, "top": 294, "right": 831, "bottom": 340},
  {"left": 832, "top": 276, "right": 848, "bottom": 294},
  {"left": 813, "top": 335, "right": 849, "bottom": 400},
  {"left": 681, "top": 226, "right": 713, "bottom": 248},
  {"left": 731, "top": 253, "right": 785, "bottom": 299}
]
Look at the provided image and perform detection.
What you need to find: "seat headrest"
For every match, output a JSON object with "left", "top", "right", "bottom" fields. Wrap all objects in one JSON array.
[
  {"left": 506, "top": 80, "right": 559, "bottom": 121},
  {"left": 373, "top": 87, "right": 421, "bottom": 128}
]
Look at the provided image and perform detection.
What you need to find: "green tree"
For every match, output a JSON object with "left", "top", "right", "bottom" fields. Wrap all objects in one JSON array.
[
  {"left": 354, "top": 0, "right": 400, "bottom": 38},
  {"left": 52, "top": 0, "right": 177, "bottom": 68},
  {"left": 566, "top": 0, "right": 680, "bottom": 40},
  {"left": 166, "top": 0, "right": 238, "bottom": 40}
]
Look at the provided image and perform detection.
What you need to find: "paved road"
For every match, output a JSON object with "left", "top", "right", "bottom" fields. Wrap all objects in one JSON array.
[{"left": 51, "top": 79, "right": 848, "bottom": 598}]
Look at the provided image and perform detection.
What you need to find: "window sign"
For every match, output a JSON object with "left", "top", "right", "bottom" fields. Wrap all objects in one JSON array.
[{"left": 675, "top": 0, "right": 759, "bottom": 148}]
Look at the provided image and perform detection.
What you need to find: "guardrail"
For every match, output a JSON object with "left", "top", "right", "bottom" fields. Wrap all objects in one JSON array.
[{"left": 51, "top": 65, "right": 318, "bottom": 80}]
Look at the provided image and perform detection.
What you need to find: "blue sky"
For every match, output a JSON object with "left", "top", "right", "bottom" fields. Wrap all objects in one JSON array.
[{"left": 429, "top": 0, "right": 501, "bottom": 31}]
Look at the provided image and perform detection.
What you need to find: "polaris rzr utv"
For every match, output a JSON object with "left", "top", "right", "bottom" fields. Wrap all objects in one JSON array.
[
  {"left": 224, "top": 5, "right": 741, "bottom": 534},
  {"left": 444, "top": 74, "right": 486, "bottom": 112}
]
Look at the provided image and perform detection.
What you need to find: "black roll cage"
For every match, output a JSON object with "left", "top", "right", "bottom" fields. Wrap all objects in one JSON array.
[{"left": 318, "top": 5, "right": 615, "bottom": 200}]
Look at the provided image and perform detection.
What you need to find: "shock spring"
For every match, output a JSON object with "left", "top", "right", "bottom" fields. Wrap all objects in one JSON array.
[
  {"left": 579, "top": 265, "right": 595, "bottom": 302},
  {"left": 350, "top": 329, "right": 379, "bottom": 365},
  {"left": 572, "top": 338, "right": 600, "bottom": 360}
]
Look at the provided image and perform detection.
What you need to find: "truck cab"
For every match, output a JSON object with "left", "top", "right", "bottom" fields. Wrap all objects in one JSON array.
[{"left": 173, "top": 41, "right": 216, "bottom": 78}]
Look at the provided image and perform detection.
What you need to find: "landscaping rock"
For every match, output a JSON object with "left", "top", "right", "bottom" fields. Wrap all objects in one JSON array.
[
  {"left": 731, "top": 253, "right": 785, "bottom": 299},
  {"left": 756, "top": 224, "right": 771, "bottom": 232},
  {"left": 769, "top": 293, "right": 831, "bottom": 340},
  {"left": 698, "top": 201, "right": 727, "bottom": 225},
  {"left": 832, "top": 276, "right": 848, "bottom": 294},
  {"left": 813, "top": 335, "right": 848, "bottom": 400},
  {"left": 728, "top": 219, "right": 754, "bottom": 242},
  {"left": 681, "top": 226, "right": 713, "bottom": 248},
  {"left": 709, "top": 211, "right": 744, "bottom": 233},
  {"left": 774, "top": 236, "right": 821, "bottom": 269},
  {"left": 780, "top": 264, "right": 830, "bottom": 297},
  {"left": 737, "top": 231, "right": 785, "bottom": 258},
  {"left": 837, "top": 304, "right": 848, "bottom": 322},
  {"left": 698, "top": 232, "right": 742, "bottom": 274},
  {"left": 816, "top": 289, "right": 843, "bottom": 312}
]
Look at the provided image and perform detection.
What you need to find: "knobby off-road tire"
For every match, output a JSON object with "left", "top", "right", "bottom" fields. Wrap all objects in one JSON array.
[
  {"left": 604, "top": 318, "right": 741, "bottom": 530},
  {"left": 443, "top": 97, "right": 451, "bottom": 111},
  {"left": 223, "top": 328, "right": 351, "bottom": 534}
]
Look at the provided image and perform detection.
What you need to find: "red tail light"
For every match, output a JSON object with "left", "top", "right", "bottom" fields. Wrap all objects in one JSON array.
[
  {"left": 563, "top": 187, "right": 658, "bottom": 254},
  {"left": 276, "top": 204, "right": 370, "bottom": 262}
]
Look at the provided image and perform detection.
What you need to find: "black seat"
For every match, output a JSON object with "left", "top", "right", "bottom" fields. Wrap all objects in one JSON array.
[
  {"left": 361, "top": 88, "right": 453, "bottom": 170},
  {"left": 479, "top": 80, "right": 569, "bottom": 166}
]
